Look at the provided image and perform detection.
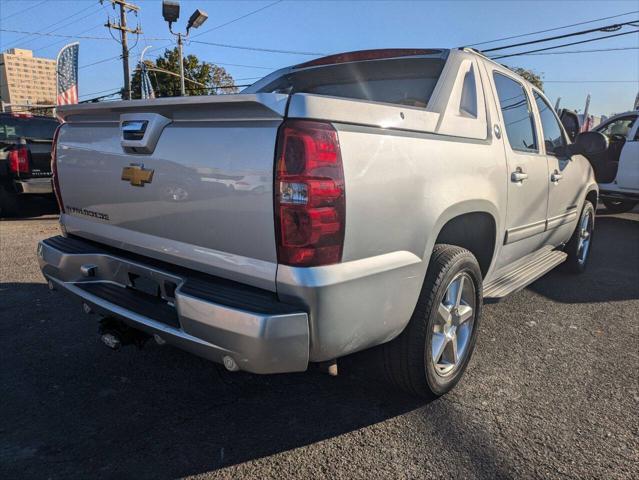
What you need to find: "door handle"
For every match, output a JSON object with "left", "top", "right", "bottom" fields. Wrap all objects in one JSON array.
[
  {"left": 511, "top": 169, "right": 528, "bottom": 183},
  {"left": 551, "top": 171, "right": 563, "bottom": 183}
]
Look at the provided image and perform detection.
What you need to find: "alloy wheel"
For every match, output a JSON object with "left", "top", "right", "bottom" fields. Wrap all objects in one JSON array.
[
  {"left": 577, "top": 209, "right": 593, "bottom": 265},
  {"left": 431, "top": 272, "right": 476, "bottom": 377}
]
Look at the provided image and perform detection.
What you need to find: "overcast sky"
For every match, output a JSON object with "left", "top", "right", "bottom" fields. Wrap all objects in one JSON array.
[{"left": 1, "top": 0, "right": 637, "bottom": 115}]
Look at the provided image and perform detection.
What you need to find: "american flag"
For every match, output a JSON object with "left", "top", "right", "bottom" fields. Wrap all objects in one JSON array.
[{"left": 56, "top": 43, "right": 79, "bottom": 105}]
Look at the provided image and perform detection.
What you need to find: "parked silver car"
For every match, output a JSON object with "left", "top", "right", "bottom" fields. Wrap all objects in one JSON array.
[{"left": 38, "top": 48, "right": 605, "bottom": 397}]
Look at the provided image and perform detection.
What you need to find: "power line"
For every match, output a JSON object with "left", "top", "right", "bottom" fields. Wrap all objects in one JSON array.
[
  {"left": 145, "top": 1, "right": 292, "bottom": 57},
  {"left": 191, "top": 0, "right": 283, "bottom": 39},
  {"left": 0, "top": 28, "right": 111, "bottom": 40},
  {"left": 467, "top": 10, "right": 639, "bottom": 47},
  {"left": 491, "top": 29, "right": 639, "bottom": 59},
  {"left": 512, "top": 46, "right": 639, "bottom": 56},
  {"left": 196, "top": 59, "right": 277, "bottom": 70},
  {"left": 3, "top": 2, "right": 101, "bottom": 50},
  {"left": 25, "top": 5, "right": 105, "bottom": 50},
  {"left": 79, "top": 87, "right": 123, "bottom": 98},
  {"left": 0, "top": 26, "right": 317, "bottom": 57},
  {"left": 34, "top": 22, "right": 108, "bottom": 53},
  {"left": 189, "top": 39, "right": 324, "bottom": 56},
  {"left": 34, "top": 0, "right": 114, "bottom": 53},
  {"left": 80, "top": 90, "right": 122, "bottom": 103},
  {"left": 0, "top": 0, "right": 48, "bottom": 22},
  {"left": 0, "top": 28, "right": 169, "bottom": 41},
  {"left": 80, "top": 55, "right": 122, "bottom": 69},
  {"left": 483, "top": 20, "right": 639, "bottom": 53},
  {"left": 544, "top": 80, "right": 638, "bottom": 83}
]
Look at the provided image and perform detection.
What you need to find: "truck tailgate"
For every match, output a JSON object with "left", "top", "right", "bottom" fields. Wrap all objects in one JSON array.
[{"left": 55, "top": 94, "right": 288, "bottom": 290}]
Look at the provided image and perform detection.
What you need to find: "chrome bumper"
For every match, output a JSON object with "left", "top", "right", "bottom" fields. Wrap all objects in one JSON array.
[
  {"left": 37, "top": 236, "right": 309, "bottom": 374},
  {"left": 16, "top": 177, "right": 53, "bottom": 194}
]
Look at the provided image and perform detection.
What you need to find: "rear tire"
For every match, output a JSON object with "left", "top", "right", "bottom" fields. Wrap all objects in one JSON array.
[
  {"left": 0, "top": 184, "right": 19, "bottom": 217},
  {"left": 564, "top": 200, "right": 595, "bottom": 273},
  {"left": 602, "top": 199, "right": 637, "bottom": 214},
  {"left": 381, "top": 245, "right": 483, "bottom": 399}
]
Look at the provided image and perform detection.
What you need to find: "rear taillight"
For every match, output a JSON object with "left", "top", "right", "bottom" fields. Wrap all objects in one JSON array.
[
  {"left": 8, "top": 146, "right": 30, "bottom": 174},
  {"left": 51, "top": 124, "right": 65, "bottom": 213},
  {"left": 274, "top": 120, "right": 345, "bottom": 267}
]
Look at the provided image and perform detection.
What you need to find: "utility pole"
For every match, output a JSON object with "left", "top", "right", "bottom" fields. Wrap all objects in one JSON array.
[{"left": 103, "top": 0, "right": 142, "bottom": 100}]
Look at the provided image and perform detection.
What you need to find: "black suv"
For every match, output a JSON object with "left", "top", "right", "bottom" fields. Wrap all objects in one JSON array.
[{"left": 0, "top": 113, "right": 60, "bottom": 216}]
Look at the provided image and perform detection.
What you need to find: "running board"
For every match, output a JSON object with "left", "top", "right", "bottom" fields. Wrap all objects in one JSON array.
[{"left": 483, "top": 247, "right": 567, "bottom": 301}]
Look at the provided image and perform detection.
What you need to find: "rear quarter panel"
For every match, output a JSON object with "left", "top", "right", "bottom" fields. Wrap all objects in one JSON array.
[{"left": 278, "top": 123, "right": 507, "bottom": 361}]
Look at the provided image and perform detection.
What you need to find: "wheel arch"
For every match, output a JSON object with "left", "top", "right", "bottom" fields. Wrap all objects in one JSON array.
[
  {"left": 428, "top": 201, "right": 500, "bottom": 278},
  {"left": 584, "top": 187, "right": 598, "bottom": 209}
]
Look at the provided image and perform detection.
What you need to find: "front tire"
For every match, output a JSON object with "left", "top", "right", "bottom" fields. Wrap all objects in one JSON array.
[
  {"left": 564, "top": 200, "right": 595, "bottom": 273},
  {"left": 382, "top": 245, "right": 482, "bottom": 399},
  {"left": 602, "top": 199, "right": 637, "bottom": 214}
]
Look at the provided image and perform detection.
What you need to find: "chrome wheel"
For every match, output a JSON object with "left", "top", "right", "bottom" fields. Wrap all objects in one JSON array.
[
  {"left": 577, "top": 209, "right": 593, "bottom": 265},
  {"left": 431, "top": 272, "right": 476, "bottom": 377}
]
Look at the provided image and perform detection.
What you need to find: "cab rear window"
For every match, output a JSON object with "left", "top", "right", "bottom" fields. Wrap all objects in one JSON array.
[
  {"left": 0, "top": 116, "right": 59, "bottom": 141},
  {"left": 257, "top": 57, "right": 446, "bottom": 109}
]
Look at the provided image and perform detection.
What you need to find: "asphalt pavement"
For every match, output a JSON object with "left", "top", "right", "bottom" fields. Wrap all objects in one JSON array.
[{"left": 1, "top": 200, "right": 638, "bottom": 479}]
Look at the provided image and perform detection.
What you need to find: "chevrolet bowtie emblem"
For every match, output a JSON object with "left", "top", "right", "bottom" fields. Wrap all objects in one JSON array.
[{"left": 121, "top": 164, "right": 154, "bottom": 187}]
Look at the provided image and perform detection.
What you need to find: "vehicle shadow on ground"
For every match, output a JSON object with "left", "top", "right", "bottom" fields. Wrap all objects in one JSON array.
[
  {"left": 527, "top": 214, "right": 639, "bottom": 304},
  {"left": 0, "top": 195, "right": 58, "bottom": 220},
  {"left": 1, "top": 282, "right": 515, "bottom": 479}
]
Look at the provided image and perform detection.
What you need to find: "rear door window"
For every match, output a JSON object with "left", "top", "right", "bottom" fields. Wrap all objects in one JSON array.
[
  {"left": 533, "top": 91, "right": 566, "bottom": 155},
  {"left": 257, "top": 57, "right": 446, "bottom": 109},
  {"left": 493, "top": 73, "right": 538, "bottom": 153}
]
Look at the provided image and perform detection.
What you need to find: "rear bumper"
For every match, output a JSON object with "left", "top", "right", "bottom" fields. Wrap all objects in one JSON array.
[
  {"left": 15, "top": 177, "right": 53, "bottom": 194},
  {"left": 37, "top": 235, "right": 309, "bottom": 374}
]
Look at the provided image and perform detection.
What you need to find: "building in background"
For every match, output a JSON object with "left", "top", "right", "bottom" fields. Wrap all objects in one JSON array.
[{"left": 0, "top": 48, "right": 56, "bottom": 113}]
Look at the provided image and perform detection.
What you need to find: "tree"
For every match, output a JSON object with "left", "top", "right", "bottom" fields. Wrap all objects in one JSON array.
[
  {"left": 508, "top": 66, "right": 544, "bottom": 91},
  {"left": 130, "top": 48, "right": 237, "bottom": 98}
]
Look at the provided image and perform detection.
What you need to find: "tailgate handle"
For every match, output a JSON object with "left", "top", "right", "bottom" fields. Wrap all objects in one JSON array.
[
  {"left": 120, "top": 113, "right": 171, "bottom": 154},
  {"left": 122, "top": 120, "right": 148, "bottom": 140}
]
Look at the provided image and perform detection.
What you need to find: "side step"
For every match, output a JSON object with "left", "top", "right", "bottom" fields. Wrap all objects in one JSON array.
[{"left": 483, "top": 247, "right": 567, "bottom": 301}]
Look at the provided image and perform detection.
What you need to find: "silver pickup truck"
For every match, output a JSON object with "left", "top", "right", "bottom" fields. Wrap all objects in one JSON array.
[{"left": 39, "top": 48, "right": 606, "bottom": 398}]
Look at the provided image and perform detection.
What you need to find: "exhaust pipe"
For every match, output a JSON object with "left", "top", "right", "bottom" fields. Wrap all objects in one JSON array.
[
  {"left": 101, "top": 331, "right": 122, "bottom": 350},
  {"left": 98, "top": 317, "right": 150, "bottom": 350}
]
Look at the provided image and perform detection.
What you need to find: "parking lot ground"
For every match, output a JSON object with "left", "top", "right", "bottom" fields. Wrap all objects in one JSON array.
[{"left": 1, "top": 206, "right": 638, "bottom": 480}]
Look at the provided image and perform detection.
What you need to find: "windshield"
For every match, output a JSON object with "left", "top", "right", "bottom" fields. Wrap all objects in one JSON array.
[
  {"left": 256, "top": 57, "right": 447, "bottom": 109},
  {"left": 0, "top": 116, "right": 59, "bottom": 141}
]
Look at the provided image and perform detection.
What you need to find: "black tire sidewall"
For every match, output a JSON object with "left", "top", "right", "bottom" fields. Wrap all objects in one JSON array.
[{"left": 423, "top": 253, "right": 483, "bottom": 396}]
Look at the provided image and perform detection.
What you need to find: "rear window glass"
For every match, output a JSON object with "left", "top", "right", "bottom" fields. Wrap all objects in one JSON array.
[
  {"left": 0, "top": 116, "right": 58, "bottom": 141},
  {"left": 257, "top": 57, "right": 446, "bottom": 109}
]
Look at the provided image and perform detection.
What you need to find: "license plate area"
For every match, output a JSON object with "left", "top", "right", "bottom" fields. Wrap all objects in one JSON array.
[
  {"left": 127, "top": 272, "right": 179, "bottom": 305},
  {"left": 128, "top": 273, "right": 161, "bottom": 297}
]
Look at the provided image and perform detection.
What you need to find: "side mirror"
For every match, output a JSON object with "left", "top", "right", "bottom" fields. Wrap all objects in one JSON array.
[{"left": 568, "top": 131, "right": 609, "bottom": 157}]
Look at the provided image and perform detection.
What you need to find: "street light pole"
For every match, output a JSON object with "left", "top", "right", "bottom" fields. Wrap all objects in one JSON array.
[
  {"left": 162, "top": 1, "right": 208, "bottom": 97},
  {"left": 177, "top": 33, "right": 185, "bottom": 96}
]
